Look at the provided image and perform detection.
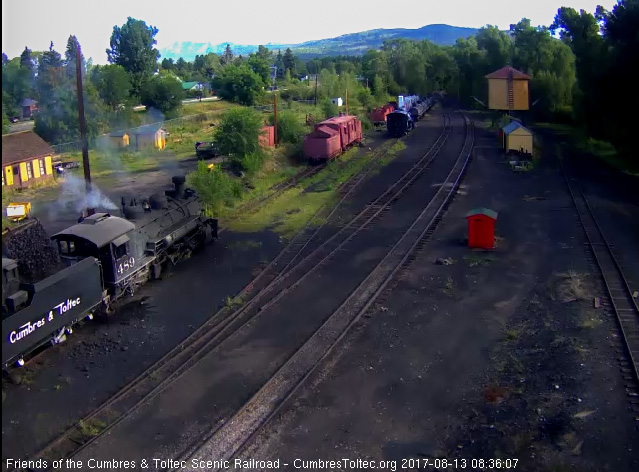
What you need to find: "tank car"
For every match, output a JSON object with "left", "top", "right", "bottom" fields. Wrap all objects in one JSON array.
[
  {"left": 2, "top": 176, "right": 218, "bottom": 368},
  {"left": 386, "top": 110, "right": 414, "bottom": 137}
]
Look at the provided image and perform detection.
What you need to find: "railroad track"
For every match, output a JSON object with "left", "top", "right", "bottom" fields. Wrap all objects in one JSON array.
[
  {"left": 177, "top": 114, "right": 474, "bottom": 469},
  {"left": 56, "top": 111, "right": 463, "bottom": 467},
  {"left": 560, "top": 155, "right": 639, "bottom": 420},
  {"left": 18, "top": 117, "right": 436, "bottom": 469}
]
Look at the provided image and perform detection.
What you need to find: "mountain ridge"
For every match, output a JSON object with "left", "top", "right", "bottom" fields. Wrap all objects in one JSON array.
[{"left": 158, "top": 24, "right": 479, "bottom": 62}]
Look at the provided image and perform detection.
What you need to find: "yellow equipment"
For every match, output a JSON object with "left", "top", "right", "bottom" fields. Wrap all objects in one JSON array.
[
  {"left": 6, "top": 202, "right": 32, "bottom": 222},
  {"left": 207, "top": 163, "right": 216, "bottom": 171}
]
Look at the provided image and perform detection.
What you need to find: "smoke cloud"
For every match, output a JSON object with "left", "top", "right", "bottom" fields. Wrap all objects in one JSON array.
[{"left": 54, "top": 174, "right": 118, "bottom": 214}]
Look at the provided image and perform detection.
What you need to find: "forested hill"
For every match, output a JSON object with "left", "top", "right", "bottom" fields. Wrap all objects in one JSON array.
[{"left": 159, "top": 24, "right": 479, "bottom": 61}]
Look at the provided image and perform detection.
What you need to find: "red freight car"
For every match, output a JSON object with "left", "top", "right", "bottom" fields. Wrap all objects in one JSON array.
[
  {"left": 370, "top": 104, "right": 394, "bottom": 127},
  {"left": 304, "top": 115, "right": 363, "bottom": 161}
]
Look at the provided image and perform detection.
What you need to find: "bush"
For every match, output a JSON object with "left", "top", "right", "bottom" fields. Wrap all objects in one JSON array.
[
  {"left": 187, "top": 161, "right": 241, "bottom": 217},
  {"left": 269, "top": 110, "right": 306, "bottom": 145},
  {"left": 320, "top": 99, "right": 338, "bottom": 119},
  {"left": 214, "top": 107, "right": 264, "bottom": 158}
]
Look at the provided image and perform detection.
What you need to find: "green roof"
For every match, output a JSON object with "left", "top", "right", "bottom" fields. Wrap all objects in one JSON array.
[
  {"left": 181, "top": 81, "right": 200, "bottom": 90},
  {"left": 465, "top": 208, "right": 498, "bottom": 220}
]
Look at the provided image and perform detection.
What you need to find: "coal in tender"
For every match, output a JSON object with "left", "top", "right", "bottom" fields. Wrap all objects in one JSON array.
[{"left": 2, "top": 221, "right": 63, "bottom": 282}]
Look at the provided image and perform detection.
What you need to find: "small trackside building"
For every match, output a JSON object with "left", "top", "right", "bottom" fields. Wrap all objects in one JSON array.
[
  {"left": 2, "top": 131, "right": 55, "bottom": 188},
  {"left": 466, "top": 208, "right": 498, "bottom": 249},
  {"left": 501, "top": 121, "right": 533, "bottom": 155}
]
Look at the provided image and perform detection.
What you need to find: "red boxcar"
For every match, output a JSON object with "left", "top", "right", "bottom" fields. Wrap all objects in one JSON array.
[
  {"left": 304, "top": 115, "right": 362, "bottom": 161},
  {"left": 370, "top": 104, "right": 394, "bottom": 126},
  {"left": 259, "top": 125, "right": 275, "bottom": 148}
]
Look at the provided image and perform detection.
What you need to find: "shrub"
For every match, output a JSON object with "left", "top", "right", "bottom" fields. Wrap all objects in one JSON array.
[
  {"left": 214, "top": 107, "right": 264, "bottom": 158},
  {"left": 268, "top": 110, "right": 306, "bottom": 145},
  {"left": 320, "top": 99, "right": 338, "bottom": 119},
  {"left": 187, "top": 161, "right": 241, "bottom": 217}
]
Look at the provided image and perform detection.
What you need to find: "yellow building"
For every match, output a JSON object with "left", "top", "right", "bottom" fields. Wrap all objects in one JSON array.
[
  {"left": 485, "top": 66, "right": 530, "bottom": 111},
  {"left": 2, "top": 131, "right": 55, "bottom": 188},
  {"left": 502, "top": 121, "right": 533, "bottom": 155},
  {"left": 132, "top": 125, "right": 167, "bottom": 151},
  {"left": 109, "top": 131, "right": 130, "bottom": 148}
]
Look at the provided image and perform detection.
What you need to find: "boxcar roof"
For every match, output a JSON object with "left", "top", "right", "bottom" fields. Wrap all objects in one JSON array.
[
  {"left": 52, "top": 213, "right": 135, "bottom": 248},
  {"left": 320, "top": 115, "right": 357, "bottom": 125}
]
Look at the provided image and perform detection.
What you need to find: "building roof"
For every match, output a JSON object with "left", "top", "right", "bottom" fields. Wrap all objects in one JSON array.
[
  {"left": 20, "top": 98, "right": 38, "bottom": 107},
  {"left": 109, "top": 131, "right": 129, "bottom": 137},
  {"left": 465, "top": 208, "right": 498, "bottom": 220},
  {"left": 502, "top": 121, "right": 532, "bottom": 135},
  {"left": 485, "top": 66, "right": 530, "bottom": 80},
  {"left": 2, "top": 131, "right": 55, "bottom": 166},
  {"left": 181, "top": 81, "right": 200, "bottom": 90},
  {"left": 132, "top": 124, "right": 164, "bottom": 135},
  {"left": 52, "top": 213, "right": 135, "bottom": 249}
]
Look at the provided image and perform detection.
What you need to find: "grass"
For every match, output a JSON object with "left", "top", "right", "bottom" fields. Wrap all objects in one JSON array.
[
  {"left": 554, "top": 270, "right": 589, "bottom": 302},
  {"left": 227, "top": 145, "right": 373, "bottom": 238},
  {"left": 75, "top": 419, "right": 107, "bottom": 440},
  {"left": 464, "top": 254, "right": 495, "bottom": 267},
  {"left": 535, "top": 122, "right": 639, "bottom": 176}
]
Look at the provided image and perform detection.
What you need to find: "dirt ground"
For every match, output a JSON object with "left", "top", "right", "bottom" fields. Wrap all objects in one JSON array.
[{"left": 241, "top": 120, "right": 639, "bottom": 471}]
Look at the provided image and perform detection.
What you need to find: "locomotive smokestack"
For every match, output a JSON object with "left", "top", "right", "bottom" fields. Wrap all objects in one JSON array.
[{"left": 171, "top": 176, "right": 186, "bottom": 198}]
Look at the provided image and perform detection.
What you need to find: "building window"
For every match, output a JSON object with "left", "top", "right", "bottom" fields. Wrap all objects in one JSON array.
[
  {"left": 26, "top": 162, "right": 33, "bottom": 179},
  {"left": 39, "top": 159, "right": 45, "bottom": 176}
]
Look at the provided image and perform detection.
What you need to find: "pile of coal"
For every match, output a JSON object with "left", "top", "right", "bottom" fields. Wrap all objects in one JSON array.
[{"left": 2, "top": 221, "right": 62, "bottom": 282}]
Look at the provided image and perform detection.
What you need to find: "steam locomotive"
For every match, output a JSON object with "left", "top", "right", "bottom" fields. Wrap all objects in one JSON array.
[{"left": 2, "top": 176, "right": 218, "bottom": 368}]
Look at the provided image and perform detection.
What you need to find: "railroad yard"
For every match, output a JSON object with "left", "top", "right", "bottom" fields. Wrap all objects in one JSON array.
[{"left": 3, "top": 102, "right": 639, "bottom": 472}]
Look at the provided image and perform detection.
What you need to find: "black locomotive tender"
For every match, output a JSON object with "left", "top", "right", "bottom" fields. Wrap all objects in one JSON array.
[{"left": 2, "top": 176, "right": 218, "bottom": 368}]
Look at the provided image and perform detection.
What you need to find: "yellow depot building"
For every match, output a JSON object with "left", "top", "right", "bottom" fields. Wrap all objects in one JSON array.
[
  {"left": 485, "top": 66, "right": 530, "bottom": 111},
  {"left": 2, "top": 131, "right": 55, "bottom": 188}
]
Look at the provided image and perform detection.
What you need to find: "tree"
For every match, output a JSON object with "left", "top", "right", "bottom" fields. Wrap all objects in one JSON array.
[
  {"left": 2, "top": 58, "right": 32, "bottom": 115},
  {"left": 64, "top": 35, "right": 85, "bottom": 79},
  {"left": 106, "top": 17, "right": 160, "bottom": 97},
  {"left": 211, "top": 64, "right": 264, "bottom": 105},
  {"left": 256, "top": 45, "right": 271, "bottom": 62},
  {"left": 139, "top": 72, "right": 184, "bottom": 117},
  {"left": 247, "top": 53, "right": 271, "bottom": 85},
  {"left": 161, "top": 58, "right": 175, "bottom": 70},
  {"left": 221, "top": 44, "right": 234, "bottom": 66},
  {"left": 2, "top": 53, "right": 8, "bottom": 67},
  {"left": 274, "top": 50, "right": 284, "bottom": 79},
  {"left": 36, "top": 42, "right": 64, "bottom": 101},
  {"left": 2, "top": 107, "right": 10, "bottom": 133},
  {"left": 90, "top": 64, "right": 132, "bottom": 109},
  {"left": 283, "top": 48, "right": 296, "bottom": 76},
  {"left": 213, "top": 107, "right": 264, "bottom": 158}
]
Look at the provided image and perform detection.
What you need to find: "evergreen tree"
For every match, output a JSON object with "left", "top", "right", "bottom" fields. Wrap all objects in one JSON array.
[
  {"left": 221, "top": 44, "right": 234, "bottom": 66},
  {"left": 64, "top": 35, "right": 85, "bottom": 79}
]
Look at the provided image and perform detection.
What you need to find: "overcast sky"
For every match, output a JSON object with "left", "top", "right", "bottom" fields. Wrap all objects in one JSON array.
[{"left": 2, "top": 0, "right": 618, "bottom": 64}]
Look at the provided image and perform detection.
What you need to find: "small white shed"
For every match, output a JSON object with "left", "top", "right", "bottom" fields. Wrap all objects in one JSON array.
[{"left": 330, "top": 97, "right": 343, "bottom": 107}]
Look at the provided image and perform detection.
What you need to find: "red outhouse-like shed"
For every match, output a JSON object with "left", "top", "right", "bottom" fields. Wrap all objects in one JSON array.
[{"left": 465, "top": 208, "right": 498, "bottom": 249}]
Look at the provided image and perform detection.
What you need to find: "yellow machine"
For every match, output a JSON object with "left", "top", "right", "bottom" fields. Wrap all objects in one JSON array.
[
  {"left": 6, "top": 202, "right": 32, "bottom": 222},
  {"left": 207, "top": 163, "right": 216, "bottom": 171}
]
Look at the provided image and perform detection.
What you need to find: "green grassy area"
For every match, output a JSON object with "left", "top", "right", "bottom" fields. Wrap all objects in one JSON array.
[
  {"left": 534, "top": 122, "right": 638, "bottom": 177},
  {"left": 227, "top": 137, "right": 403, "bottom": 238}
]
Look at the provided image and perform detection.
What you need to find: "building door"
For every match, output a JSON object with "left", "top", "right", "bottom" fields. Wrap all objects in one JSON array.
[{"left": 12, "top": 165, "right": 21, "bottom": 187}]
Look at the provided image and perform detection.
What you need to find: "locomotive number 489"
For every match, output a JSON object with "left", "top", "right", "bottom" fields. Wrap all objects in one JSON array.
[{"left": 117, "top": 256, "right": 136, "bottom": 276}]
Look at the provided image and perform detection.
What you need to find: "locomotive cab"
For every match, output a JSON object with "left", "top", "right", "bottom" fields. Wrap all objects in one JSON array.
[{"left": 51, "top": 213, "right": 141, "bottom": 296}]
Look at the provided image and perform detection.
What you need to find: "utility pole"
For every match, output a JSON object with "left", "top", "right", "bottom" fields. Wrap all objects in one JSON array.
[
  {"left": 76, "top": 44, "right": 91, "bottom": 193},
  {"left": 273, "top": 92, "right": 278, "bottom": 146},
  {"left": 345, "top": 88, "right": 349, "bottom": 116},
  {"left": 314, "top": 74, "right": 318, "bottom": 106}
]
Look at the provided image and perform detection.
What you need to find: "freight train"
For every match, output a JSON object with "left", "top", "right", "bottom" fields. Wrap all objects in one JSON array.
[
  {"left": 2, "top": 176, "right": 218, "bottom": 368},
  {"left": 304, "top": 115, "right": 363, "bottom": 161}
]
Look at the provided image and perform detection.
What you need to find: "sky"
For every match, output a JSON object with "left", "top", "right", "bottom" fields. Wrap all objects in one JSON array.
[{"left": 2, "top": 0, "right": 619, "bottom": 64}]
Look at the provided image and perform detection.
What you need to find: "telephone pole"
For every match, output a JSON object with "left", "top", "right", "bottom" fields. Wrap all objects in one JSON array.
[
  {"left": 273, "top": 92, "right": 278, "bottom": 146},
  {"left": 76, "top": 44, "right": 91, "bottom": 193},
  {"left": 314, "top": 74, "right": 318, "bottom": 106}
]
